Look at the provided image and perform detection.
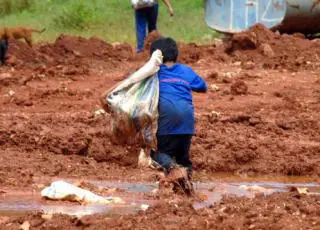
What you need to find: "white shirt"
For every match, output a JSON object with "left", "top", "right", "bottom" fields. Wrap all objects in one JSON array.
[{"left": 131, "top": 0, "right": 158, "bottom": 9}]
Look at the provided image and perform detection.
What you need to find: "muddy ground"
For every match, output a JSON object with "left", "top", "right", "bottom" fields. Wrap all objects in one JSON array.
[
  {"left": 2, "top": 191, "right": 320, "bottom": 230},
  {"left": 0, "top": 25, "right": 320, "bottom": 229}
]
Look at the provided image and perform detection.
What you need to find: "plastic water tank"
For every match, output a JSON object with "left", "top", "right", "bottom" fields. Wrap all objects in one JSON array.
[{"left": 205, "top": 0, "right": 320, "bottom": 34}]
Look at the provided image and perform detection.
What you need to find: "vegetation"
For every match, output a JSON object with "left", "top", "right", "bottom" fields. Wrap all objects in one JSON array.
[{"left": 0, "top": 0, "right": 219, "bottom": 44}]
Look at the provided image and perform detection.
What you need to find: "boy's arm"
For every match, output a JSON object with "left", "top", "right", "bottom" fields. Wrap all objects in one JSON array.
[
  {"left": 190, "top": 76, "right": 208, "bottom": 93},
  {"left": 161, "top": 0, "right": 174, "bottom": 16},
  {"left": 188, "top": 68, "right": 208, "bottom": 93}
]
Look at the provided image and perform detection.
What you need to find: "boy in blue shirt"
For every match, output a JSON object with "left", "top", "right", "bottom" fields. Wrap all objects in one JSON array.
[{"left": 150, "top": 37, "right": 207, "bottom": 194}]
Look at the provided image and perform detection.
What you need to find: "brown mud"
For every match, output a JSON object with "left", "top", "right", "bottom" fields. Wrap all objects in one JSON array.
[
  {"left": 1, "top": 191, "right": 319, "bottom": 229},
  {"left": 1, "top": 179, "right": 320, "bottom": 229},
  {"left": 225, "top": 24, "right": 320, "bottom": 71},
  {"left": 1, "top": 25, "right": 320, "bottom": 188},
  {"left": 0, "top": 24, "right": 319, "bottom": 228}
]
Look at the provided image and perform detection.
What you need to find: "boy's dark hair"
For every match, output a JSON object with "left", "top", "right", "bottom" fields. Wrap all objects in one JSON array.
[{"left": 150, "top": 37, "right": 179, "bottom": 63}]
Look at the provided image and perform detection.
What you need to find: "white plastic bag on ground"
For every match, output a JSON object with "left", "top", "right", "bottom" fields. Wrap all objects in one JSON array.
[
  {"left": 41, "top": 181, "right": 124, "bottom": 205},
  {"left": 101, "top": 50, "right": 162, "bottom": 149}
]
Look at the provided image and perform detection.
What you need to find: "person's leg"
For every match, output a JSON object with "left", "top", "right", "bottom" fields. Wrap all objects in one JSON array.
[
  {"left": 174, "top": 135, "right": 194, "bottom": 195},
  {"left": 134, "top": 8, "right": 147, "bottom": 53},
  {"left": 153, "top": 135, "right": 194, "bottom": 195},
  {"left": 175, "top": 135, "right": 193, "bottom": 173},
  {"left": 146, "top": 4, "right": 159, "bottom": 33},
  {"left": 151, "top": 135, "right": 178, "bottom": 173},
  {"left": 0, "top": 40, "right": 7, "bottom": 65},
  {"left": 0, "top": 42, "right": 4, "bottom": 64}
]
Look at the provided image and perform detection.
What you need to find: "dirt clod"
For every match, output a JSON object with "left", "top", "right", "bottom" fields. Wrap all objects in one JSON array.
[
  {"left": 144, "top": 30, "right": 162, "bottom": 51},
  {"left": 260, "top": 43, "right": 275, "bottom": 58},
  {"left": 230, "top": 80, "right": 248, "bottom": 95}
]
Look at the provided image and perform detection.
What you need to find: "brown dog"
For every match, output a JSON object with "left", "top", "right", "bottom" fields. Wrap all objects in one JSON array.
[{"left": 0, "top": 27, "right": 45, "bottom": 47}]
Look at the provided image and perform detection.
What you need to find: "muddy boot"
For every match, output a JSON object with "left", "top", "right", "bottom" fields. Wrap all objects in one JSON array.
[
  {"left": 184, "top": 169, "right": 195, "bottom": 196},
  {"left": 166, "top": 166, "right": 194, "bottom": 196},
  {"left": 167, "top": 166, "right": 188, "bottom": 181},
  {"left": 179, "top": 169, "right": 195, "bottom": 196}
]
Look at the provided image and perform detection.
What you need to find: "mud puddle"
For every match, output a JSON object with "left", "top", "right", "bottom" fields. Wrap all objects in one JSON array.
[
  {"left": 0, "top": 190, "right": 153, "bottom": 218},
  {"left": 192, "top": 181, "right": 320, "bottom": 210},
  {"left": 0, "top": 202, "right": 139, "bottom": 218},
  {"left": 0, "top": 179, "right": 319, "bottom": 218}
]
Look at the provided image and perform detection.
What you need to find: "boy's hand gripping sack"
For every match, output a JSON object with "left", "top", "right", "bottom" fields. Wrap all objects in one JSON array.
[{"left": 101, "top": 50, "right": 162, "bottom": 148}]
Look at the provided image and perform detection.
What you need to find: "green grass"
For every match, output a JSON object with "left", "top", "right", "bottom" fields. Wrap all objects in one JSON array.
[{"left": 0, "top": 0, "right": 219, "bottom": 45}]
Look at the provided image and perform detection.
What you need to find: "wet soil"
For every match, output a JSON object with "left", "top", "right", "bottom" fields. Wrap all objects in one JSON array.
[
  {"left": 0, "top": 24, "right": 320, "bottom": 229},
  {"left": 1, "top": 179, "right": 319, "bottom": 229},
  {"left": 2, "top": 179, "right": 318, "bottom": 217},
  {"left": 1, "top": 190, "right": 319, "bottom": 229}
]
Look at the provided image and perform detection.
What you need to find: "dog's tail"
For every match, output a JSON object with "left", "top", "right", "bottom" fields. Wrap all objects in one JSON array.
[{"left": 32, "top": 28, "right": 46, "bottom": 33}]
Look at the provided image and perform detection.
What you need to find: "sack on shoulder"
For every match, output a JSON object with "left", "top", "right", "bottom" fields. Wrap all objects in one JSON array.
[{"left": 100, "top": 50, "right": 162, "bottom": 148}]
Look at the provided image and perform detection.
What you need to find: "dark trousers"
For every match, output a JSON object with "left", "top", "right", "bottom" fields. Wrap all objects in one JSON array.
[
  {"left": 0, "top": 39, "right": 8, "bottom": 64},
  {"left": 151, "top": 135, "right": 193, "bottom": 173},
  {"left": 134, "top": 4, "right": 159, "bottom": 53}
]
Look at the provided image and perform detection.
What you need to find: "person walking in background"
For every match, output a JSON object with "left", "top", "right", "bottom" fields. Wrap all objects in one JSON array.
[
  {"left": 131, "top": 0, "right": 174, "bottom": 53},
  {"left": 0, "top": 39, "right": 8, "bottom": 65}
]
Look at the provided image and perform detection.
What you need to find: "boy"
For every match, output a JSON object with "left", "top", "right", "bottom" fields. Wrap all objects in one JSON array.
[{"left": 150, "top": 37, "right": 207, "bottom": 193}]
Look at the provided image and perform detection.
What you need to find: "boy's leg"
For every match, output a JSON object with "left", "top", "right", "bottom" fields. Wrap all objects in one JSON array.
[
  {"left": 134, "top": 8, "right": 147, "bottom": 53},
  {"left": 153, "top": 135, "right": 194, "bottom": 196},
  {"left": 174, "top": 135, "right": 194, "bottom": 195},
  {"left": 146, "top": 4, "right": 159, "bottom": 33},
  {"left": 175, "top": 135, "right": 193, "bottom": 174},
  {"left": 151, "top": 135, "right": 178, "bottom": 173}
]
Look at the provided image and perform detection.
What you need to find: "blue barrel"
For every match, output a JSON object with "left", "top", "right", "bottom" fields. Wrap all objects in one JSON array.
[{"left": 205, "top": 0, "right": 320, "bottom": 34}]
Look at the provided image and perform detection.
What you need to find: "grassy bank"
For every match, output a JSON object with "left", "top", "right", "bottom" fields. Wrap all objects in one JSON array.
[{"left": 0, "top": 0, "right": 219, "bottom": 45}]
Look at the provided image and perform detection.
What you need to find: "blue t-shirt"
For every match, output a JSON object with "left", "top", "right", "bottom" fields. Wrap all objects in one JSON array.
[{"left": 157, "top": 63, "right": 207, "bottom": 135}]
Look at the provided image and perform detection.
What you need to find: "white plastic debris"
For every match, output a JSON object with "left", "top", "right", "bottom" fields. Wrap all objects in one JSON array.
[
  {"left": 20, "top": 221, "right": 30, "bottom": 230},
  {"left": 138, "top": 149, "right": 152, "bottom": 168},
  {"left": 8, "top": 90, "right": 15, "bottom": 96},
  {"left": 210, "top": 84, "right": 220, "bottom": 92},
  {"left": 41, "top": 181, "right": 124, "bottom": 205},
  {"left": 41, "top": 214, "right": 53, "bottom": 220},
  {"left": 152, "top": 188, "right": 159, "bottom": 194},
  {"left": 239, "top": 185, "right": 272, "bottom": 193},
  {"left": 140, "top": 204, "right": 150, "bottom": 211},
  {"left": 94, "top": 108, "right": 106, "bottom": 117},
  {"left": 289, "top": 187, "right": 310, "bottom": 195}
]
